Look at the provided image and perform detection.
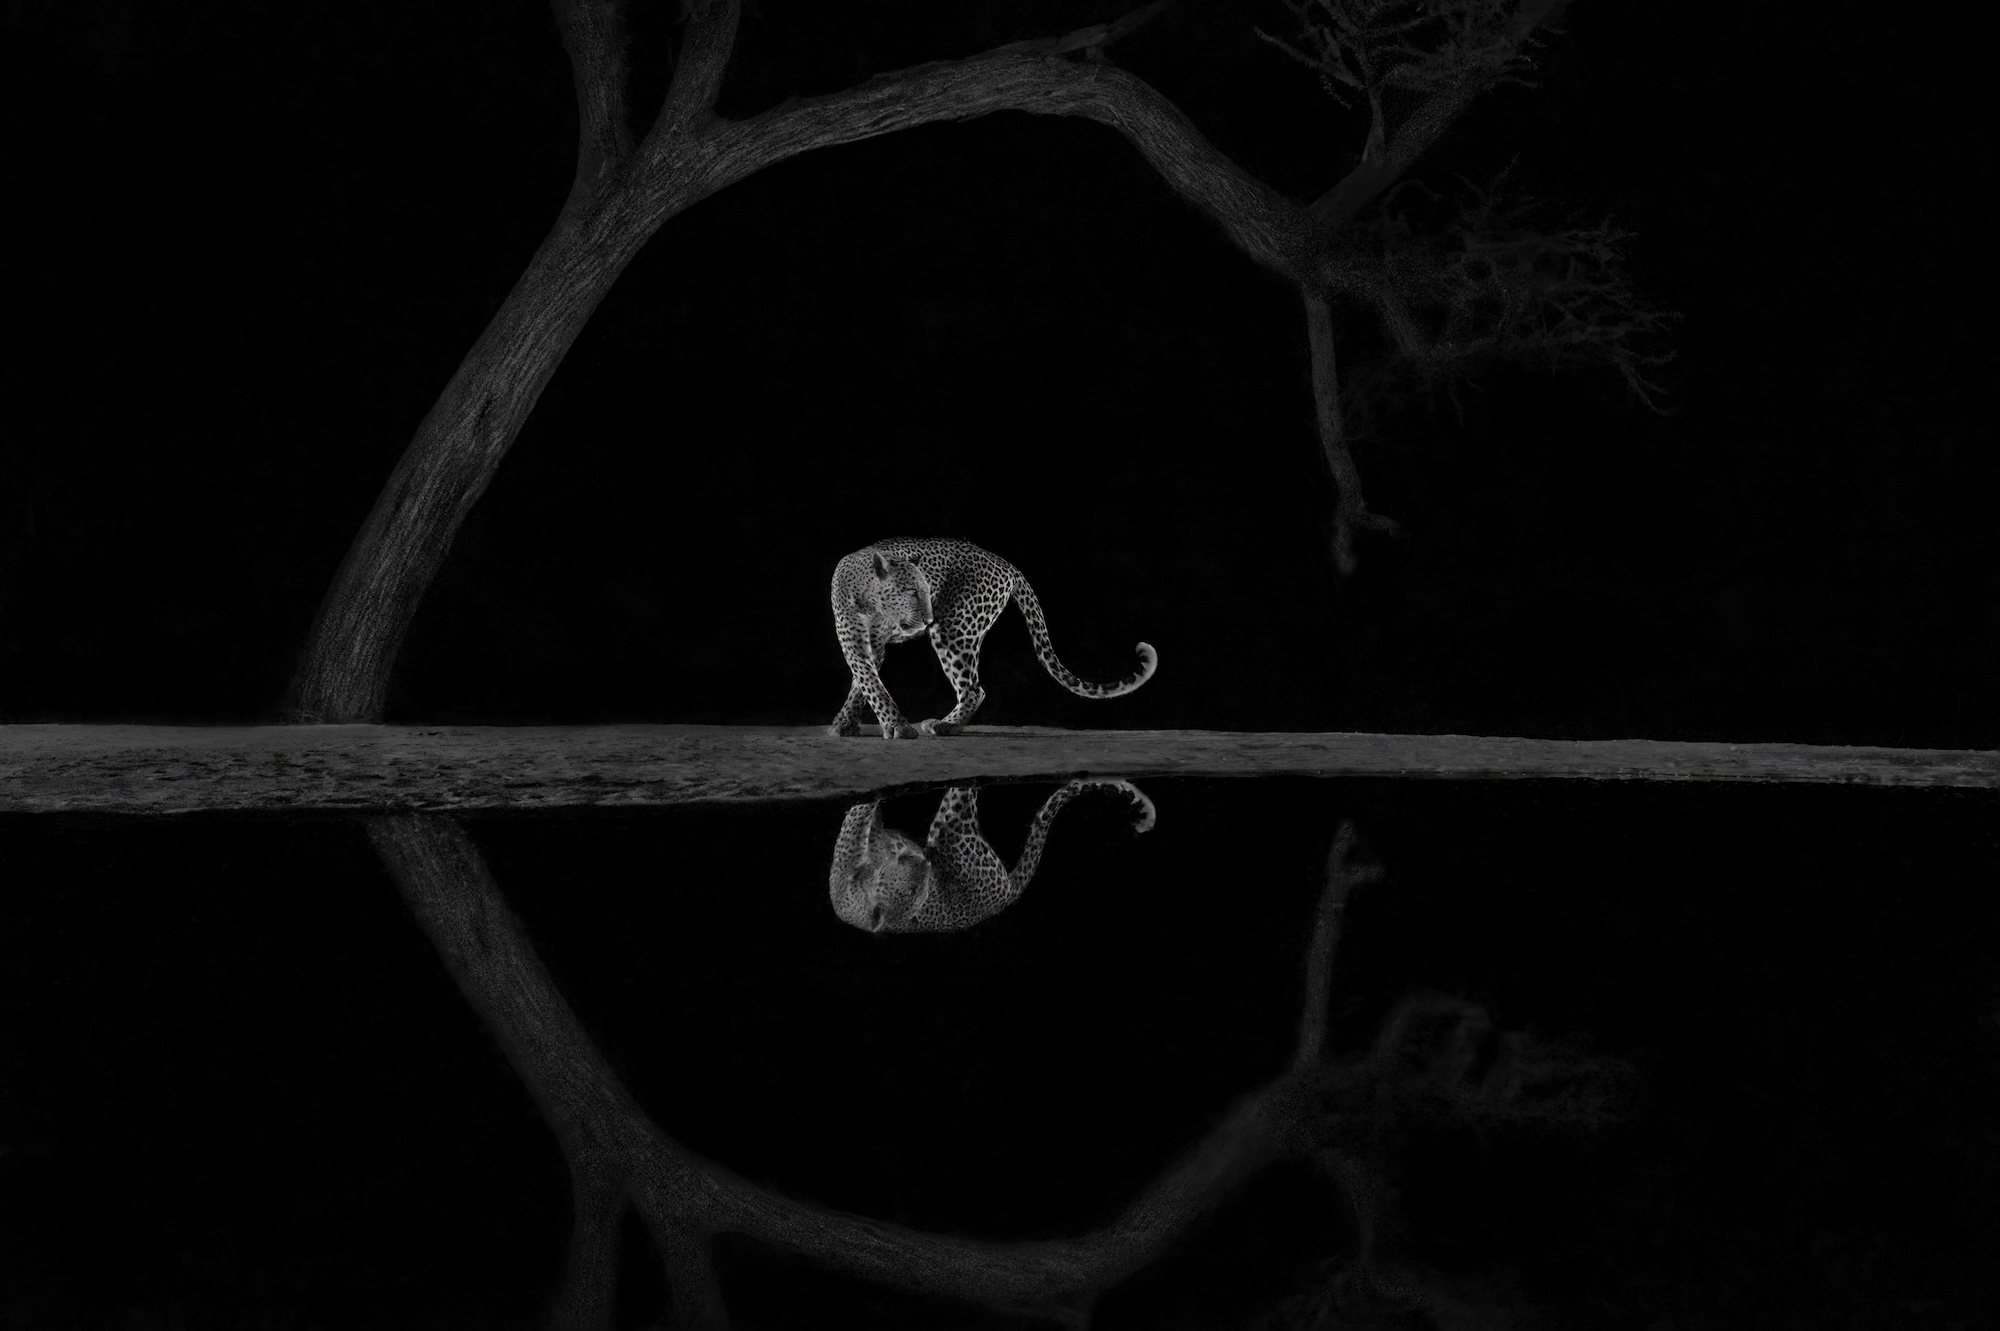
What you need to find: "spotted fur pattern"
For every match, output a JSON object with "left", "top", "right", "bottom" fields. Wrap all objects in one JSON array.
[
  {"left": 828, "top": 780, "right": 1156, "bottom": 933},
  {"left": 827, "top": 538, "right": 1157, "bottom": 739}
]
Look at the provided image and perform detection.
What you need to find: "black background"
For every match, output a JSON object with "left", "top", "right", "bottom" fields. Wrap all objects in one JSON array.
[
  {"left": 1, "top": 0, "right": 1991, "bottom": 743},
  {"left": 3, "top": 2, "right": 1997, "bottom": 1328}
]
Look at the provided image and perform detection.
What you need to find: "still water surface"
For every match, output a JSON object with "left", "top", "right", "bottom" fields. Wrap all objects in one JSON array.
[{"left": 3, "top": 779, "right": 1994, "bottom": 1327}]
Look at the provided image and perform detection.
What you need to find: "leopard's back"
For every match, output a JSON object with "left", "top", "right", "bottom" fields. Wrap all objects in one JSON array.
[{"left": 867, "top": 538, "right": 1020, "bottom": 636}]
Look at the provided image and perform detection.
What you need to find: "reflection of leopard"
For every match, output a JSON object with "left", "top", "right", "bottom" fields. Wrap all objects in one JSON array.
[
  {"left": 829, "top": 780, "right": 1156, "bottom": 933},
  {"left": 828, "top": 538, "right": 1157, "bottom": 739}
]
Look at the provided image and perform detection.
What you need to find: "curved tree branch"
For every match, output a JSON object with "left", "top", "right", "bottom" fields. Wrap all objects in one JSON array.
[
  {"left": 283, "top": 181, "right": 696, "bottom": 722},
  {"left": 285, "top": 16, "right": 1320, "bottom": 722},
  {"left": 702, "top": 53, "right": 1311, "bottom": 278},
  {"left": 552, "top": 0, "right": 634, "bottom": 186},
  {"left": 286, "top": 0, "right": 1579, "bottom": 720},
  {"left": 651, "top": 0, "right": 740, "bottom": 140}
]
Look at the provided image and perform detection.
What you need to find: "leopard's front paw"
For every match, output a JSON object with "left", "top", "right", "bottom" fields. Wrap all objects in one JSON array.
[
  {"left": 883, "top": 721, "right": 928, "bottom": 740},
  {"left": 829, "top": 718, "right": 863, "bottom": 738},
  {"left": 918, "top": 718, "right": 963, "bottom": 737}
]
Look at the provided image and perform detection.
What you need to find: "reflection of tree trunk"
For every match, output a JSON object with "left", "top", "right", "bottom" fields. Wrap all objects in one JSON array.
[
  {"left": 549, "top": 1160, "right": 623, "bottom": 1331},
  {"left": 366, "top": 811, "right": 1380, "bottom": 1327}
]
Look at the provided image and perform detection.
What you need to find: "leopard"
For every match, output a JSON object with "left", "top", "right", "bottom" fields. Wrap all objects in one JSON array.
[
  {"left": 827, "top": 538, "right": 1157, "bottom": 739},
  {"left": 828, "top": 779, "right": 1156, "bottom": 933}
]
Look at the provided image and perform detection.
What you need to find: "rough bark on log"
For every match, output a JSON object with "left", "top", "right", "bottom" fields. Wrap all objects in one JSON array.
[{"left": 4, "top": 725, "right": 1992, "bottom": 816}]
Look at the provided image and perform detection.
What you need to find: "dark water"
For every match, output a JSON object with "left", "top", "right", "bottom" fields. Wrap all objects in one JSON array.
[{"left": 3, "top": 780, "right": 1996, "bottom": 1328}]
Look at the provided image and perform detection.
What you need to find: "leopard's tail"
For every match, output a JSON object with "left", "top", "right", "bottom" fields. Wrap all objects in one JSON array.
[
  {"left": 1011, "top": 574, "right": 1157, "bottom": 699},
  {"left": 1009, "top": 779, "right": 1155, "bottom": 893}
]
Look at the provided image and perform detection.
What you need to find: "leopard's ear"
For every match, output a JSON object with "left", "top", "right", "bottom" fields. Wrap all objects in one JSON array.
[{"left": 871, "top": 550, "right": 892, "bottom": 580}]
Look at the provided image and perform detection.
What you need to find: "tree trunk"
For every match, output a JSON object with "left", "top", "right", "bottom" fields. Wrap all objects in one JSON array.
[
  {"left": 284, "top": 165, "right": 716, "bottom": 723},
  {"left": 282, "top": 4, "right": 1582, "bottom": 720}
]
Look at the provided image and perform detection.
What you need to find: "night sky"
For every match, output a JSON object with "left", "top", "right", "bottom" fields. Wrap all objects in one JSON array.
[
  {"left": 1, "top": 0, "right": 1991, "bottom": 744},
  {"left": 3, "top": 3, "right": 1996, "bottom": 1330}
]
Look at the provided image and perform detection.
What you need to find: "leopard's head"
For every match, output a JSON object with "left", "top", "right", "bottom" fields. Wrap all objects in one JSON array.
[
  {"left": 869, "top": 550, "right": 934, "bottom": 642},
  {"left": 833, "top": 820, "right": 935, "bottom": 933}
]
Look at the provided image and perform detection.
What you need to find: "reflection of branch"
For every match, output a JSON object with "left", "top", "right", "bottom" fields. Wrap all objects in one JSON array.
[
  {"left": 371, "top": 810, "right": 1629, "bottom": 1326},
  {"left": 549, "top": 1157, "right": 623, "bottom": 1330},
  {"left": 1296, "top": 821, "right": 1385, "bottom": 1069},
  {"left": 367, "top": 812, "right": 1382, "bottom": 1325}
]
